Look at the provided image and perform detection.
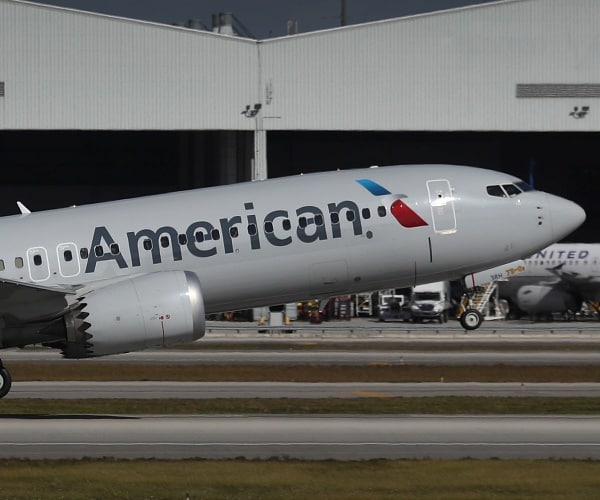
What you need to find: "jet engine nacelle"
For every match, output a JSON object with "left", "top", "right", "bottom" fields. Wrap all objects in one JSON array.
[
  {"left": 55, "top": 271, "right": 205, "bottom": 358},
  {"left": 516, "top": 285, "right": 580, "bottom": 315}
]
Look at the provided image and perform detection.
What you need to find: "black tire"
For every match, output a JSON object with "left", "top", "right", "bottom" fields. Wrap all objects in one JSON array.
[
  {"left": 0, "top": 367, "right": 12, "bottom": 399},
  {"left": 460, "top": 309, "right": 483, "bottom": 330}
]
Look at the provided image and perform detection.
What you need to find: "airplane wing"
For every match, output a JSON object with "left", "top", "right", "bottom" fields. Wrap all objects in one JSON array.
[
  {"left": 548, "top": 271, "right": 600, "bottom": 300},
  {"left": 0, "top": 278, "right": 78, "bottom": 323}
]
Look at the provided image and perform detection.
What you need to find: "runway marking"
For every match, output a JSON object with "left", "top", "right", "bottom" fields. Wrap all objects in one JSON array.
[
  {"left": 351, "top": 390, "right": 393, "bottom": 398},
  {"left": 3, "top": 442, "right": 600, "bottom": 447}
]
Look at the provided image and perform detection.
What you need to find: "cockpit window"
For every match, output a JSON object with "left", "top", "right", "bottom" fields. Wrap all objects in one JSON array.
[
  {"left": 487, "top": 182, "right": 533, "bottom": 198},
  {"left": 503, "top": 184, "right": 521, "bottom": 197},
  {"left": 486, "top": 185, "right": 506, "bottom": 197}
]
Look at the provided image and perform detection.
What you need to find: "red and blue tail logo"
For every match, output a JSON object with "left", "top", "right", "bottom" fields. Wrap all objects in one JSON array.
[{"left": 357, "top": 179, "right": 428, "bottom": 228}]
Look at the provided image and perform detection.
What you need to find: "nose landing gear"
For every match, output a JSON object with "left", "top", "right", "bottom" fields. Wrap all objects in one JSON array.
[{"left": 459, "top": 308, "right": 484, "bottom": 330}]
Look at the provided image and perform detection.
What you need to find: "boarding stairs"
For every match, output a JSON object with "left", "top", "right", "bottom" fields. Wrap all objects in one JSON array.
[
  {"left": 586, "top": 300, "right": 600, "bottom": 320},
  {"left": 457, "top": 280, "right": 506, "bottom": 321}
]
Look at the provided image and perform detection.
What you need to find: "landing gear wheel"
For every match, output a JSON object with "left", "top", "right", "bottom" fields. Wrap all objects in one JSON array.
[
  {"left": 460, "top": 309, "right": 483, "bottom": 330},
  {"left": 0, "top": 365, "right": 12, "bottom": 399}
]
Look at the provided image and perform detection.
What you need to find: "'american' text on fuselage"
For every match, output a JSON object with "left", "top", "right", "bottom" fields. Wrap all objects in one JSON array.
[{"left": 85, "top": 200, "right": 368, "bottom": 273}]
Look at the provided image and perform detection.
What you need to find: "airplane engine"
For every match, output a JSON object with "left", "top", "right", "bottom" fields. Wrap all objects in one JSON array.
[
  {"left": 516, "top": 285, "right": 580, "bottom": 315},
  {"left": 45, "top": 271, "right": 205, "bottom": 358}
]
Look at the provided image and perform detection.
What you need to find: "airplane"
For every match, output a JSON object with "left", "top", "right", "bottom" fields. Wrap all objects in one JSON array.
[
  {"left": 499, "top": 243, "right": 599, "bottom": 320},
  {"left": 0, "top": 164, "right": 585, "bottom": 398}
]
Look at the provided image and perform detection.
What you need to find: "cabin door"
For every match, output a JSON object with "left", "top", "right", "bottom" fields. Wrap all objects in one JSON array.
[{"left": 426, "top": 179, "right": 456, "bottom": 234}]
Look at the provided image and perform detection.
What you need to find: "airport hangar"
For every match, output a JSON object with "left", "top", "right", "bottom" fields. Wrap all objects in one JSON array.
[{"left": 0, "top": 0, "right": 597, "bottom": 241}]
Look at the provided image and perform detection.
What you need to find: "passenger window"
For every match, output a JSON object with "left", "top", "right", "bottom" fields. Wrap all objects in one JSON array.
[
  {"left": 195, "top": 232, "right": 204, "bottom": 243},
  {"left": 362, "top": 208, "right": 371, "bottom": 219},
  {"left": 143, "top": 239, "right": 152, "bottom": 250},
  {"left": 486, "top": 185, "right": 506, "bottom": 197},
  {"left": 315, "top": 214, "right": 324, "bottom": 226},
  {"left": 264, "top": 221, "right": 274, "bottom": 233},
  {"left": 15, "top": 257, "right": 23, "bottom": 269},
  {"left": 80, "top": 248, "right": 89, "bottom": 259},
  {"left": 0, "top": 260, "right": 4, "bottom": 271},
  {"left": 298, "top": 217, "right": 307, "bottom": 228},
  {"left": 377, "top": 206, "right": 387, "bottom": 217},
  {"left": 110, "top": 243, "right": 120, "bottom": 255},
  {"left": 64, "top": 250, "right": 73, "bottom": 262},
  {"left": 160, "top": 236, "right": 170, "bottom": 248},
  {"left": 230, "top": 227, "right": 239, "bottom": 238},
  {"left": 282, "top": 219, "right": 292, "bottom": 231},
  {"left": 178, "top": 234, "right": 187, "bottom": 245},
  {"left": 330, "top": 213, "right": 340, "bottom": 224},
  {"left": 247, "top": 224, "right": 257, "bottom": 236},
  {"left": 211, "top": 229, "right": 221, "bottom": 241},
  {"left": 33, "top": 254, "right": 42, "bottom": 266},
  {"left": 346, "top": 210, "right": 355, "bottom": 222},
  {"left": 94, "top": 246, "right": 104, "bottom": 257}
]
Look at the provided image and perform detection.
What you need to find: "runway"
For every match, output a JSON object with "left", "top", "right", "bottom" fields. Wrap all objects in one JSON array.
[
  {"left": 206, "top": 318, "right": 600, "bottom": 337},
  {"left": 0, "top": 415, "right": 598, "bottom": 460},
  {"left": 4, "top": 347, "right": 600, "bottom": 366},
  {"left": 2, "top": 320, "right": 599, "bottom": 461},
  {"left": 8, "top": 381, "right": 600, "bottom": 399}
]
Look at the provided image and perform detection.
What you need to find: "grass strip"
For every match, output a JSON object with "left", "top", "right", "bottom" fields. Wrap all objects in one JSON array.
[
  {"left": 0, "top": 458, "right": 599, "bottom": 499},
  {"left": 8, "top": 362, "right": 600, "bottom": 382},
  {"left": 2, "top": 397, "right": 600, "bottom": 415}
]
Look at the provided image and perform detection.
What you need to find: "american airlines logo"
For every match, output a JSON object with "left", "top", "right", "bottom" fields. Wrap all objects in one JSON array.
[
  {"left": 357, "top": 179, "right": 428, "bottom": 228},
  {"left": 85, "top": 180, "right": 428, "bottom": 273}
]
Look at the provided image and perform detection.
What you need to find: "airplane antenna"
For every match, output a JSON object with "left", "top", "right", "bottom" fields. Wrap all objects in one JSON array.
[{"left": 16, "top": 201, "right": 31, "bottom": 215}]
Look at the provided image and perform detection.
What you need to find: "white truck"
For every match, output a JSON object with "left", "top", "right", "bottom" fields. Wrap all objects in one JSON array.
[{"left": 409, "top": 281, "right": 453, "bottom": 323}]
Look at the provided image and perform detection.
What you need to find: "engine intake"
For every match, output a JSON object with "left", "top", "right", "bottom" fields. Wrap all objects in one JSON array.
[
  {"left": 48, "top": 271, "right": 205, "bottom": 358},
  {"left": 516, "top": 285, "right": 580, "bottom": 315}
]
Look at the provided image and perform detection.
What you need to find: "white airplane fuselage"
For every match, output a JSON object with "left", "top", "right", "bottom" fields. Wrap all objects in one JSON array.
[
  {"left": 0, "top": 165, "right": 584, "bottom": 314},
  {"left": 0, "top": 164, "right": 585, "bottom": 360}
]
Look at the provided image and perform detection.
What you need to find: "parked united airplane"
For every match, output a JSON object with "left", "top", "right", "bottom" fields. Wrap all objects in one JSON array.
[
  {"left": 0, "top": 164, "right": 585, "bottom": 397},
  {"left": 499, "top": 243, "right": 599, "bottom": 319}
]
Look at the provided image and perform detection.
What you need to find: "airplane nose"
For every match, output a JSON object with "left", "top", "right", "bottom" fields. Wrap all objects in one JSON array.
[{"left": 547, "top": 194, "right": 586, "bottom": 241}]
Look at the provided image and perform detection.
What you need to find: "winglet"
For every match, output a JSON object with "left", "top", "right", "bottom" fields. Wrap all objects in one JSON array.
[{"left": 17, "top": 201, "right": 31, "bottom": 215}]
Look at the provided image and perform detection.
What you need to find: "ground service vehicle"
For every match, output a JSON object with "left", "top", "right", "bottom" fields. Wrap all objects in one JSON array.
[{"left": 409, "top": 281, "right": 453, "bottom": 323}]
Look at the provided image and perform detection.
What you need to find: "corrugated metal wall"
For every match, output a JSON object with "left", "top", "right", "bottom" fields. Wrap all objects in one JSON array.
[
  {"left": 260, "top": 0, "right": 600, "bottom": 131},
  {"left": 0, "top": 0, "right": 598, "bottom": 132},
  {"left": 0, "top": 0, "right": 259, "bottom": 130}
]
